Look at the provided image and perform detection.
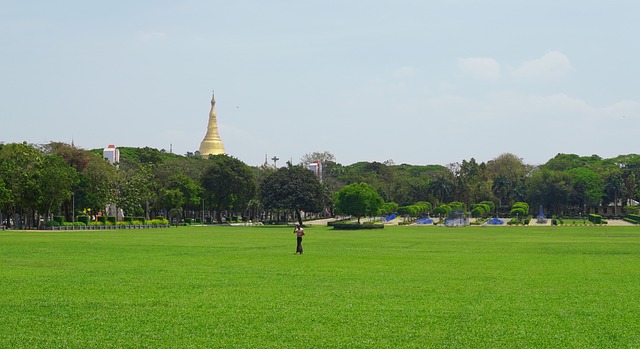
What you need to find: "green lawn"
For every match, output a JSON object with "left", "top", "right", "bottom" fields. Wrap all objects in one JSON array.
[{"left": 2, "top": 225, "right": 640, "bottom": 348}]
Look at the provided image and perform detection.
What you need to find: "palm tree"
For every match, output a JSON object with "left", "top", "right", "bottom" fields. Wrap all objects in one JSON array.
[
  {"left": 623, "top": 172, "right": 638, "bottom": 210},
  {"left": 491, "top": 175, "right": 510, "bottom": 208},
  {"left": 429, "top": 175, "right": 453, "bottom": 204},
  {"left": 605, "top": 171, "right": 625, "bottom": 215}
]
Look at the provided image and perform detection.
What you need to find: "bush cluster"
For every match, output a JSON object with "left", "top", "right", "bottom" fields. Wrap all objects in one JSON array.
[
  {"left": 588, "top": 214, "right": 602, "bottom": 224},
  {"left": 397, "top": 202, "right": 432, "bottom": 217},
  {"left": 326, "top": 218, "right": 352, "bottom": 227},
  {"left": 624, "top": 214, "right": 640, "bottom": 224},
  {"left": 77, "top": 216, "right": 90, "bottom": 224},
  {"left": 43, "top": 217, "right": 169, "bottom": 228},
  {"left": 332, "top": 223, "right": 384, "bottom": 230}
]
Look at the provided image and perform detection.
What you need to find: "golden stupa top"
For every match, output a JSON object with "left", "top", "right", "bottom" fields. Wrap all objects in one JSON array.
[{"left": 199, "top": 92, "right": 225, "bottom": 158}]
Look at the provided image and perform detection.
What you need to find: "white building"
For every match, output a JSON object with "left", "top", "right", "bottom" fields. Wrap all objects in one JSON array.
[
  {"left": 308, "top": 161, "right": 322, "bottom": 182},
  {"left": 103, "top": 144, "right": 120, "bottom": 166}
]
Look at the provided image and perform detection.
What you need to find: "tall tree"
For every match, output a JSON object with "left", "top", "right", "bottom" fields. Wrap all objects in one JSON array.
[
  {"left": 428, "top": 174, "right": 454, "bottom": 204},
  {"left": 0, "top": 177, "right": 12, "bottom": 225},
  {"left": 334, "top": 182, "right": 383, "bottom": 223},
  {"left": 166, "top": 174, "right": 203, "bottom": 211},
  {"left": 75, "top": 153, "right": 117, "bottom": 215},
  {"left": 156, "top": 188, "right": 185, "bottom": 214},
  {"left": 0, "top": 143, "right": 44, "bottom": 228},
  {"left": 114, "top": 165, "right": 154, "bottom": 217},
  {"left": 487, "top": 153, "right": 530, "bottom": 207},
  {"left": 604, "top": 170, "right": 625, "bottom": 215},
  {"left": 201, "top": 155, "right": 256, "bottom": 223},
  {"left": 543, "top": 153, "right": 605, "bottom": 172},
  {"left": 567, "top": 167, "right": 604, "bottom": 213},
  {"left": 452, "top": 158, "right": 489, "bottom": 205},
  {"left": 259, "top": 164, "right": 324, "bottom": 225},
  {"left": 38, "top": 155, "right": 79, "bottom": 219},
  {"left": 526, "top": 169, "right": 571, "bottom": 215},
  {"left": 300, "top": 151, "right": 336, "bottom": 167},
  {"left": 623, "top": 172, "right": 638, "bottom": 208},
  {"left": 491, "top": 175, "right": 510, "bottom": 208}
]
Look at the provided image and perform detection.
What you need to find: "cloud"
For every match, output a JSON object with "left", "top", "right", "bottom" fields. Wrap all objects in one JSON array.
[
  {"left": 136, "top": 31, "right": 167, "bottom": 42},
  {"left": 511, "top": 51, "right": 572, "bottom": 82},
  {"left": 389, "top": 66, "right": 416, "bottom": 79},
  {"left": 603, "top": 100, "right": 640, "bottom": 116},
  {"left": 458, "top": 57, "right": 501, "bottom": 81}
]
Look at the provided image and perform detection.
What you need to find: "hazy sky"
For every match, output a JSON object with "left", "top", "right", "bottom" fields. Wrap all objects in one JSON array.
[{"left": 2, "top": 1, "right": 639, "bottom": 167}]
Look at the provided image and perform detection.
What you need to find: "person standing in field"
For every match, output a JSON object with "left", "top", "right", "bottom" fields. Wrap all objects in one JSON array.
[{"left": 294, "top": 224, "right": 305, "bottom": 254}]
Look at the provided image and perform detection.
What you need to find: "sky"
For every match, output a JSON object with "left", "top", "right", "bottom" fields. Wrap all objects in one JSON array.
[{"left": 2, "top": 0, "right": 639, "bottom": 167}]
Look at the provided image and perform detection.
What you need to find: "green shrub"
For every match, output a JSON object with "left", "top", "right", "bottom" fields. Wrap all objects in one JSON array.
[
  {"left": 62, "top": 222, "right": 73, "bottom": 226},
  {"left": 479, "top": 201, "right": 496, "bottom": 213},
  {"left": 148, "top": 218, "right": 169, "bottom": 225},
  {"left": 89, "top": 221, "right": 103, "bottom": 226},
  {"left": 397, "top": 206, "right": 414, "bottom": 216},
  {"left": 44, "top": 220, "right": 60, "bottom": 227},
  {"left": 53, "top": 216, "right": 65, "bottom": 224},
  {"left": 448, "top": 201, "right": 465, "bottom": 212},
  {"left": 414, "top": 201, "right": 432, "bottom": 215},
  {"left": 132, "top": 220, "right": 143, "bottom": 225},
  {"left": 77, "top": 215, "right": 90, "bottom": 225},
  {"left": 135, "top": 217, "right": 146, "bottom": 224},
  {"left": 98, "top": 216, "right": 107, "bottom": 224},
  {"left": 433, "top": 204, "right": 451, "bottom": 217},
  {"left": 116, "top": 221, "right": 128, "bottom": 226},
  {"left": 332, "top": 223, "right": 384, "bottom": 230},
  {"left": 107, "top": 216, "right": 116, "bottom": 224},
  {"left": 626, "top": 214, "right": 640, "bottom": 224},
  {"left": 124, "top": 216, "right": 134, "bottom": 223},
  {"left": 73, "top": 222, "right": 86, "bottom": 227},
  {"left": 185, "top": 218, "right": 193, "bottom": 224},
  {"left": 471, "top": 206, "right": 485, "bottom": 218},
  {"left": 512, "top": 202, "right": 530, "bottom": 214},
  {"left": 327, "top": 218, "right": 352, "bottom": 226},
  {"left": 551, "top": 215, "right": 564, "bottom": 225},
  {"left": 508, "top": 217, "right": 526, "bottom": 225},
  {"left": 510, "top": 208, "right": 526, "bottom": 218},
  {"left": 588, "top": 214, "right": 602, "bottom": 224},
  {"left": 380, "top": 202, "right": 399, "bottom": 215}
]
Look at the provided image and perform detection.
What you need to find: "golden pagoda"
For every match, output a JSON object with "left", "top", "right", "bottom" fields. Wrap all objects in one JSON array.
[{"left": 199, "top": 92, "right": 225, "bottom": 158}]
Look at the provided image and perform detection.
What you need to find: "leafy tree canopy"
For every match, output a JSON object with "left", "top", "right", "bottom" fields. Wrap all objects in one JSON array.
[
  {"left": 201, "top": 154, "right": 256, "bottom": 223},
  {"left": 260, "top": 165, "right": 324, "bottom": 224},
  {"left": 334, "top": 182, "right": 383, "bottom": 223}
]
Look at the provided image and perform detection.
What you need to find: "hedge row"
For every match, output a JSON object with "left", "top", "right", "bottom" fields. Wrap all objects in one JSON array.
[
  {"left": 43, "top": 218, "right": 169, "bottom": 228},
  {"left": 624, "top": 214, "right": 640, "bottom": 224},
  {"left": 588, "top": 214, "right": 603, "bottom": 224},
  {"left": 326, "top": 219, "right": 353, "bottom": 227},
  {"left": 332, "top": 223, "right": 384, "bottom": 230}
]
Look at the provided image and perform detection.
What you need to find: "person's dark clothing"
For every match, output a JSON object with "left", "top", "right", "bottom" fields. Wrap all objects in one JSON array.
[{"left": 296, "top": 236, "right": 303, "bottom": 254}]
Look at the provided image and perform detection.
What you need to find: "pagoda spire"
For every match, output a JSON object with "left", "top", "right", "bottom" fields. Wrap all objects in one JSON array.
[{"left": 199, "top": 90, "right": 225, "bottom": 158}]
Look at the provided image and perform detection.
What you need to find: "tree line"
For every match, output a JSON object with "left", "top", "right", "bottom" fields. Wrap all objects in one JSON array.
[{"left": 1, "top": 142, "right": 639, "bottom": 228}]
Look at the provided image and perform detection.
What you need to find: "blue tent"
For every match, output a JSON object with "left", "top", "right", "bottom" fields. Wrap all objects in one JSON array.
[
  {"left": 486, "top": 218, "right": 504, "bottom": 225},
  {"left": 416, "top": 218, "right": 434, "bottom": 224}
]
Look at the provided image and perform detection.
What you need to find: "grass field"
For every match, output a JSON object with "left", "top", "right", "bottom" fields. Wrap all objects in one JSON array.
[{"left": 2, "top": 225, "right": 640, "bottom": 348}]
